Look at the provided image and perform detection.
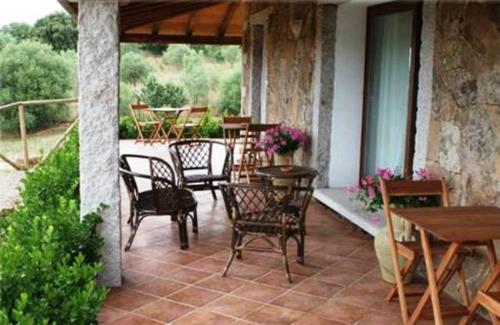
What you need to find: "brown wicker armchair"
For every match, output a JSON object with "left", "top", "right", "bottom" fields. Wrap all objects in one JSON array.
[
  {"left": 120, "top": 154, "right": 198, "bottom": 251},
  {"left": 169, "top": 140, "right": 232, "bottom": 200},
  {"left": 220, "top": 183, "right": 314, "bottom": 282}
]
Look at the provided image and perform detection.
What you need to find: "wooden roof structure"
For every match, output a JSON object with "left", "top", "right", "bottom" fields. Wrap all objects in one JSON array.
[{"left": 58, "top": 1, "right": 243, "bottom": 45}]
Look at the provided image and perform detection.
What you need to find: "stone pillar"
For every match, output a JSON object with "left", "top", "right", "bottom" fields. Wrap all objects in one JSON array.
[
  {"left": 311, "top": 4, "right": 337, "bottom": 187},
  {"left": 78, "top": 0, "right": 121, "bottom": 287},
  {"left": 250, "top": 25, "right": 264, "bottom": 121}
]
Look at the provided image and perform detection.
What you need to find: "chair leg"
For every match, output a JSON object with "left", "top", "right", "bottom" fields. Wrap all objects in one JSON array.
[
  {"left": 177, "top": 212, "right": 189, "bottom": 250},
  {"left": 191, "top": 208, "right": 198, "bottom": 234},
  {"left": 223, "top": 231, "right": 239, "bottom": 277},
  {"left": 297, "top": 231, "right": 305, "bottom": 265},
  {"left": 209, "top": 181, "right": 217, "bottom": 200},
  {"left": 124, "top": 212, "right": 140, "bottom": 251},
  {"left": 385, "top": 254, "right": 419, "bottom": 302},
  {"left": 281, "top": 235, "right": 292, "bottom": 283}
]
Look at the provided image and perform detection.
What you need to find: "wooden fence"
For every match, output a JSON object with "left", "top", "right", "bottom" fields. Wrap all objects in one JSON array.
[{"left": 0, "top": 98, "right": 78, "bottom": 170}]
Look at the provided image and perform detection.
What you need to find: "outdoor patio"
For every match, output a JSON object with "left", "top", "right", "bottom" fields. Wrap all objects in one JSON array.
[{"left": 94, "top": 141, "right": 463, "bottom": 325}]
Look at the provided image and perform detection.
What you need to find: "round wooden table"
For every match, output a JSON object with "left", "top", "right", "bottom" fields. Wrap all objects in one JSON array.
[{"left": 255, "top": 166, "right": 318, "bottom": 187}]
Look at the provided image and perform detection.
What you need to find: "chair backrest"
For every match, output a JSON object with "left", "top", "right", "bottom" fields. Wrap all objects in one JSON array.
[
  {"left": 223, "top": 116, "right": 252, "bottom": 124},
  {"left": 119, "top": 157, "right": 139, "bottom": 202},
  {"left": 240, "top": 123, "right": 279, "bottom": 168},
  {"left": 169, "top": 140, "right": 212, "bottom": 173},
  {"left": 188, "top": 106, "right": 208, "bottom": 125},
  {"left": 129, "top": 103, "right": 153, "bottom": 122}
]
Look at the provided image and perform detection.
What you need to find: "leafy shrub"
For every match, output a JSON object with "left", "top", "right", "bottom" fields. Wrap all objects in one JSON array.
[
  {"left": 33, "top": 12, "right": 78, "bottom": 52},
  {"left": 120, "top": 52, "right": 152, "bottom": 84},
  {"left": 120, "top": 82, "right": 138, "bottom": 116},
  {"left": 119, "top": 115, "right": 138, "bottom": 139},
  {"left": 140, "top": 76, "right": 187, "bottom": 108},
  {"left": 140, "top": 43, "right": 168, "bottom": 55},
  {"left": 199, "top": 111, "right": 223, "bottom": 138},
  {"left": 217, "top": 66, "right": 241, "bottom": 115},
  {"left": 0, "top": 22, "right": 33, "bottom": 42},
  {"left": 221, "top": 46, "right": 242, "bottom": 65},
  {"left": 0, "top": 131, "right": 107, "bottom": 323},
  {"left": 162, "top": 44, "right": 196, "bottom": 68},
  {"left": 120, "top": 43, "right": 141, "bottom": 57},
  {"left": 0, "top": 41, "right": 72, "bottom": 132},
  {"left": 0, "top": 32, "right": 14, "bottom": 51},
  {"left": 182, "top": 52, "right": 209, "bottom": 104}
]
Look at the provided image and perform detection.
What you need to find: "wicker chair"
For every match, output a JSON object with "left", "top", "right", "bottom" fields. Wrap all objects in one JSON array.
[
  {"left": 169, "top": 140, "right": 232, "bottom": 200},
  {"left": 120, "top": 154, "right": 198, "bottom": 251},
  {"left": 220, "top": 183, "right": 314, "bottom": 282}
]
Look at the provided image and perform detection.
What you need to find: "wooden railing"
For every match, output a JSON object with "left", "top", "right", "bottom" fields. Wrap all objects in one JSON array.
[{"left": 0, "top": 98, "right": 78, "bottom": 170}]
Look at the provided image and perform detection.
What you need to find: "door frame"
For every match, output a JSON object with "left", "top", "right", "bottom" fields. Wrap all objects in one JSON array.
[{"left": 359, "top": 1, "right": 422, "bottom": 178}]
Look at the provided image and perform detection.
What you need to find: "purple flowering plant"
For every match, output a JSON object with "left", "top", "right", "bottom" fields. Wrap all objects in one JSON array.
[
  {"left": 257, "top": 125, "right": 307, "bottom": 156},
  {"left": 346, "top": 167, "right": 440, "bottom": 213}
]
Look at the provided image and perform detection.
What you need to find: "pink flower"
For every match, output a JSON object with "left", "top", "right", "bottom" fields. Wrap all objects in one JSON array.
[
  {"left": 375, "top": 167, "right": 394, "bottom": 180},
  {"left": 365, "top": 175, "right": 375, "bottom": 185},
  {"left": 368, "top": 186, "right": 376, "bottom": 199},
  {"left": 416, "top": 168, "right": 434, "bottom": 180}
]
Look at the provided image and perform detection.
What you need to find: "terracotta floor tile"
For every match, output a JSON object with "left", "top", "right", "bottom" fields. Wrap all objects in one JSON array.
[
  {"left": 314, "top": 266, "right": 364, "bottom": 287},
  {"left": 134, "top": 299, "right": 194, "bottom": 323},
  {"left": 97, "top": 306, "right": 126, "bottom": 324},
  {"left": 332, "top": 257, "right": 377, "bottom": 274},
  {"left": 196, "top": 274, "right": 247, "bottom": 293},
  {"left": 162, "top": 251, "right": 205, "bottom": 265},
  {"left": 132, "top": 278, "right": 186, "bottom": 297},
  {"left": 288, "top": 261, "right": 323, "bottom": 277},
  {"left": 245, "top": 305, "right": 304, "bottom": 325},
  {"left": 231, "top": 282, "right": 286, "bottom": 303},
  {"left": 351, "top": 274, "right": 392, "bottom": 295},
  {"left": 122, "top": 269, "right": 155, "bottom": 288},
  {"left": 186, "top": 257, "right": 226, "bottom": 273},
  {"left": 105, "top": 288, "right": 158, "bottom": 311},
  {"left": 225, "top": 263, "right": 270, "bottom": 280},
  {"left": 314, "top": 244, "right": 357, "bottom": 257},
  {"left": 168, "top": 286, "right": 224, "bottom": 307},
  {"left": 130, "top": 259, "right": 181, "bottom": 276},
  {"left": 356, "top": 312, "right": 403, "bottom": 325},
  {"left": 292, "top": 278, "right": 343, "bottom": 299},
  {"left": 334, "top": 287, "right": 387, "bottom": 310},
  {"left": 173, "top": 310, "right": 235, "bottom": 325},
  {"left": 167, "top": 267, "right": 212, "bottom": 284},
  {"left": 310, "top": 300, "right": 369, "bottom": 324},
  {"left": 292, "top": 314, "right": 345, "bottom": 325},
  {"left": 108, "top": 314, "right": 163, "bottom": 325},
  {"left": 255, "top": 271, "right": 305, "bottom": 289},
  {"left": 188, "top": 243, "right": 226, "bottom": 256},
  {"left": 270, "top": 291, "right": 327, "bottom": 312},
  {"left": 204, "top": 295, "right": 262, "bottom": 318}
]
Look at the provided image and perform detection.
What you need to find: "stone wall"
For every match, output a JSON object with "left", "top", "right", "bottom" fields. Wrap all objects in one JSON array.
[
  {"left": 425, "top": 1, "right": 500, "bottom": 207},
  {"left": 242, "top": 2, "right": 319, "bottom": 166}
]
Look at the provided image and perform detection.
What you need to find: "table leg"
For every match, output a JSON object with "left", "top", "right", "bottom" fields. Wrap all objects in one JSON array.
[{"left": 409, "top": 229, "right": 461, "bottom": 325}]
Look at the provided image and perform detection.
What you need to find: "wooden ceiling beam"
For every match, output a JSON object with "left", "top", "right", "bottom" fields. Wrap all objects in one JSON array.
[
  {"left": 121, "top": 2, "right": 222, "bottom": 32},
  {"left": 186, "top": 12, "right": 197, "bottom": 36},
  {"left": 121, "top": 33, "right": 241, "bottom": 45},
  {"left": 218, "top": 2, "right": 238, "bottom": 37}
]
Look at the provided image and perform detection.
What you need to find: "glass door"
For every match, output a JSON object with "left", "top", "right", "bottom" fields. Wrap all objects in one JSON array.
[{"left": 361, "top": 2, "right": 421, "bottom": 177}]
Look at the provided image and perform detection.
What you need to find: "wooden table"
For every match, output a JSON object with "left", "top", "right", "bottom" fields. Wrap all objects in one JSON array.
[
  {"left": 392, "top": 206, "right": 500, "bottom": 325},
  {"left": 221, "top": 122, "right": 248, "bottom": 148},
  {"left": 146, "top": 107, "right": 187, "bottom": 143},
  {"left": 255, "top": 166, "right": 318, "bottom": 188}
]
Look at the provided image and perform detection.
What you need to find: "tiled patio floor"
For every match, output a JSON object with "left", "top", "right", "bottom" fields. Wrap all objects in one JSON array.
[{"left": 99, "top": 142, "right": 466, "bottom": 324}]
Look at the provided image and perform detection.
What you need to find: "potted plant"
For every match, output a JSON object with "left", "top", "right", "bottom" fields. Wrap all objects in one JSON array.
[
  {"left": 346, "top": 167, "right": 439, "bottom": 283},
  {"left": 257, "top": 125, "right": 307, "bottom": 172}
]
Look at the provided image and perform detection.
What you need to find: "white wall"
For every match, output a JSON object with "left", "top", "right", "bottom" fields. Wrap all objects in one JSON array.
[{"left": 328, "top": 1, "right": 369, "bottom": 187}]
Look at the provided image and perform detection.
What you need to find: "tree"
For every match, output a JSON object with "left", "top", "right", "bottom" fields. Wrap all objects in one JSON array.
[
  {"left": 0, "top": 41, "right": 72, "bottom": 131},
  {"left": 217, "top": 66, "right": 241, "bottom": 115},
  {"left": 139, "top": 43, "right": 168, "bottom": 56},
  {"left": 140, "top": 76, "right": 187, "bottom": 108},
  {"left": 0, "top": 23, "right": 33, "bottom": 42},
  {"left": 120, "top": 52, "right": 152, "bottom": 84},
  {"left": 162, "top": 44, "right": 196, "bottom": 68},
  {"left": 0, "top": 32, "right": 15, "bottom": 52},
  {"left": 181, "top": 51, "right": 209, "bottom": 104},
  {"left": 33, "top": 12, "right": 78, "bottom": 52}
]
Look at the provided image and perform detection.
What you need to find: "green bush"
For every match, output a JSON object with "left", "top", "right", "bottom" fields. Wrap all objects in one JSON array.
[
  {"left": 217, "top": 66, "right": 241, "bottom": 115},
  {"left": 162, "top": 44, "right": 196, "bottom": 68},
  {"left": 120, "top": 52, "right": 152, "bottom": 84},
  {"left": 0, "top": 41, "right": 72, "bottom": 132},
  {"left": 182, "top": 52, "right": 209, "bottom": 104},
  {"left": 120, "top": 82, "right": 138, "bottom": 116},
  {"left": 140, "top": 76, "right": 187, "bottom": 108},
  {"left": 199, "top": 111, "right": 223, "bottom": 138},
  {"left": 220, "top": 46, "right": 242, "bottom": 65},
  {"left": 0, "top": 22, "right": 33, "bottom": 42},
  {"left": 140, "top": 43, "right": 168, "bottom": 56},
  {"left": 0, "top": 32, "right": 14, "bottom": 52},
  {"left": 33, "top": 12, "right": 78, "bottom": 52},
  {"left": 120, "top": 43, "right": 141, "bottom": 57},
  {"left": 119, "top": 115, "right": 138, "bottom": 139},
  {"left": 0, "top": 131, "right": 107, "bottom": 323}
]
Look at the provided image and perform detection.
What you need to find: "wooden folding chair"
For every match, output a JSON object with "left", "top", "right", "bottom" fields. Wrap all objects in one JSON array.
[
  {"left": 380, "top": 178, "right": 471, "bottom": 324},
  {"left": 237, "top": 123, "right": 278, "bottom": 183},
  {"left": 129, "top": 103, "right": 165, "bottom": 144},
  {"left": 460, "top": 263, "right": 500, "bottom": 324},
  {"left": 222, "top": 116, "right": 252, "bottom": 180},
  {"left": 171, "top": 106, "right": 207, "bottom": 141}
]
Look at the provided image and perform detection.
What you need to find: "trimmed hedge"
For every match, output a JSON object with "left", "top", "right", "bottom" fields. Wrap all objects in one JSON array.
[{"left": 0, "top": 131, "right": 107, "bottom": 324}]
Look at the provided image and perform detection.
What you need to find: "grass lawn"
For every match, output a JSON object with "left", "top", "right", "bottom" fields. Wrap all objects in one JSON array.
[{"left": 0, "top": 123, "right": 70, "bottom": 171}]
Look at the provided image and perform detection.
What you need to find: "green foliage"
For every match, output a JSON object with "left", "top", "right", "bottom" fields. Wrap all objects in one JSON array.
[
  {"left": 220, "top": 46, "right": 242, "bottom": 65},
  {"left": 199, "top": 111, "right": 223, "bottom": 138},
  {"left": 217, "top": 66, "right": 241, "bottom": 115},
  {"left": 33, "top": 12, "right": 78, "bottom": 52},
  {"left": 0, "top": 22, "right": 33, "bottom": 42},
  {"left": 181, "top": 51, "right": 209, "bottom": 104},
  {"left": 119, "top": 115, "right": 138, "bottom": 139},
  {"left": 120, "top": 43, "right": 141, "bottom": 57},
  {"left": 120, "top": 82, "right": 138, "bottom": 116},
  {"left": 0, "top": 41, "right": 72, "bottom": 132},
  {"left": 139, "top": 43, "right": 168, "bottom": 55},
  {"left": 140, "top": 76, "right": 187, "bottom": 108},
  {"left": 162, "top": 44, "right": 196, "bottom": 68},
  {"left": 0, "top": 131, "right": 107, "bottom": 323},
  {"left": 120, "top": 52, "right": 152, "bottom": 84},
  {"left": 0, "top": 32, "right": 15, "bottom": 51}
]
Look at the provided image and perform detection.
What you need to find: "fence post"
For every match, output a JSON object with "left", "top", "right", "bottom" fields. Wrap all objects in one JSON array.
[{"left": 18, "top": 104, "right": 29, "bottom": 167}]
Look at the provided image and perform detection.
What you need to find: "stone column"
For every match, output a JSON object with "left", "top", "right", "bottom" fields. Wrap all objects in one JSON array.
[
  {"left": 78, "top": 0, "right": 121, "bottom": 287},
  {"left": 250, "top": 25, "right": 264, "bottom": 122},
  {"left": 311, "top": 4, "right": 337, "bottom": 187}
]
